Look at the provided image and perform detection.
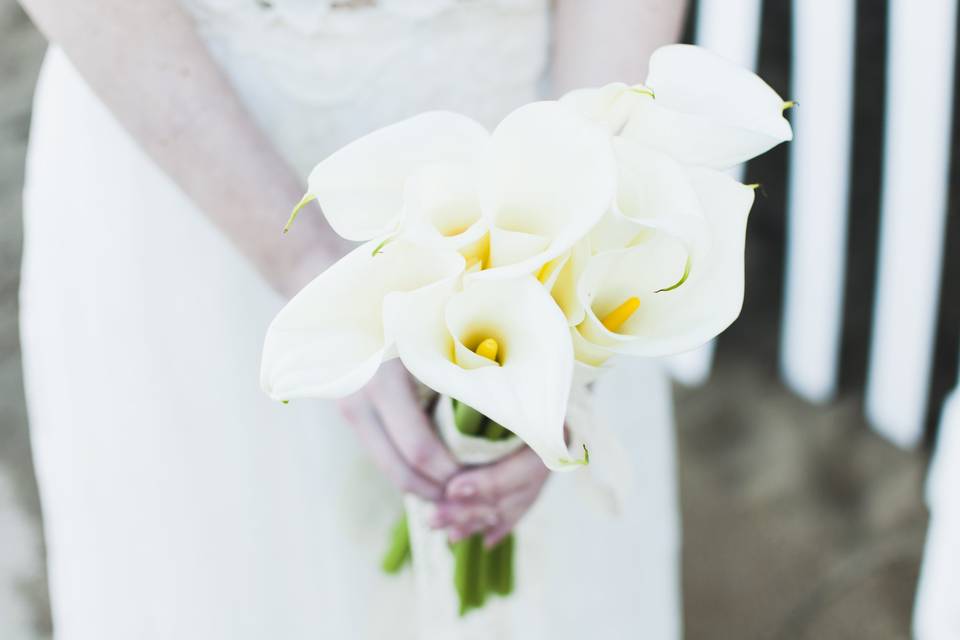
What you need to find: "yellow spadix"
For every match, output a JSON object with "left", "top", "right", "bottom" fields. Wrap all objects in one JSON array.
[
  {"left": 475, "top": 338, "right": 500, "bottom": 363},
  {"left": 601, "top": 297, "right": 640, "bottom": 332}
]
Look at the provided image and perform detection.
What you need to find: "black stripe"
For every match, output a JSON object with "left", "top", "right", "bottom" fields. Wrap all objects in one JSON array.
[
  {"left": 838, "top": 0, "right": 889, "bottom": 399},
  {"left": 925, "top": 0, "right": 960, "bottom": 447}
]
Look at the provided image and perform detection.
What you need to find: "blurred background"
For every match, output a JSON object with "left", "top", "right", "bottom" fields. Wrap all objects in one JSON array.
[{"left": 1, "top": 0, "right": 957, "bottom": 638}]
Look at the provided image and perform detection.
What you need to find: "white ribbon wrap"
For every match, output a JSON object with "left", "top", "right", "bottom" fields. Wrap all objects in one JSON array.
[
  {"left": 403, "top": 389, "right": 632, "bottom": 637},
  {"left": 404, "top": 396, "right": 523, "bottom": 638}
]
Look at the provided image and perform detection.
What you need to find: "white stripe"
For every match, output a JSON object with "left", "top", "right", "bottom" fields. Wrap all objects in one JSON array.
[
  {"left": 665, "top": 341, "right": 715, "bottom": 387},
  {"left": 913, "top": 384, "right": 960, "bottom": 637},
  {"left": 693, "top": 0, "right": 762, "bottom": 70},
  {"left": 780, "top": 0, "right": 856, "bottom": 403},
  {"left": 866, "top": 0, "right": 957, "bottom": 448}
]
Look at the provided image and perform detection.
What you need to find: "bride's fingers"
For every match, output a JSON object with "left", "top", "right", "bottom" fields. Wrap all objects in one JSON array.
[
  {"left": 367, "top": 361, "right": 460, "bottom": 485},
  {"left": 447, "top": 526, "right": 473, "bottom": 544},
  {"left": 433, "top": 473, "right": 546, "bottom": 540},
  {"left": 482, "top": 486, "right": 542, "bottom": 548},
  {"left": 338, "top": 394, "right": 443, "bottom": 501},
  {"left": 441, "top": 486, "right": 540, "bottom": 546},
  {"left": 447, "top": 518, "right": 490, "bottom": 543},
  {"left": 429, "top": 501, "right": 498, "bottom": 530},
  {"left": 445, "top": 446, "right": 549, "bottom": 503},
  {"left": 483, "top": 522, "right": 513, "bottom": 549}
]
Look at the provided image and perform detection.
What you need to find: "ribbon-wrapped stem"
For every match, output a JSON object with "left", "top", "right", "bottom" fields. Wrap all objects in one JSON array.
[
  {"left": 448, "top": 399, "right": 514, "bottom": 616},
  {"left": 382, "top": 395, "right": 524, "bottom": 628}
]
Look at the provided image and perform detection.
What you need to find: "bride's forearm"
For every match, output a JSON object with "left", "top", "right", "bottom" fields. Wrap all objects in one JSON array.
[
  {"left": 552, "top": 0, "right": 689, "bottom": 94},
  {"left": 19, "top": 0, "right": 340, "bottom": 296}
]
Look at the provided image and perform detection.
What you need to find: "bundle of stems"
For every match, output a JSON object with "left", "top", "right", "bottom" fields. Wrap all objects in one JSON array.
[
  {"left": 381, "top": 398, "right": 516, "bottom": 616},
  {"left": 448, "top": 399, "right": 515, "bottom": 616}
]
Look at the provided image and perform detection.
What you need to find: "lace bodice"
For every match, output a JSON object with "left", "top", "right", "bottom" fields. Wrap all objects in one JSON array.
[
  {"left": 184, "top": 0, "right": 546, "bottom": 33},
  {"left": 180, "top": 0, "right": 551, "bottom": 173}
]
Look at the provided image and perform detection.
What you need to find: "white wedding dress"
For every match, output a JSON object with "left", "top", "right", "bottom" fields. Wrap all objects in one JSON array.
[{"left": 20, "top": 1, "right": 681, "bottom": 638}]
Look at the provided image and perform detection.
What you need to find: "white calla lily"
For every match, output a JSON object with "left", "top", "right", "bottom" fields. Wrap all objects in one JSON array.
[
  {"left": 539, "top": 238, "right": 590, "bottom": 326},
  {"left": 401, "top": 162, "right": 489, "bottom": 250},
  {"left": 391, "top": 276, "right": 581, "bottom": 471},
  {"left": 304, "top": 111, "right": 491, "bottom": 241},
  {"left": 301, "top": 102, "right": 615, "bottom": 279},
  {"left": 570, "top": 325, "right": 615, "bottom": 369},
  {"left": 487, "top": 227, "right": 550, "bottom": 269},
  {"left": 575, "top": 167, "right": 755, "bottom": 357},
  {"left": 261, "top": 238, "right": 465, "bottom": 400},
  {"left": 620, "top": 44, "right": 793, "bottom": 169},
  {"left": 481, "top": 101, "right": 617, "bottom": 277},
  {"left": 558, "top": 82, "right": 651, "bottom": 133},
  {"left": 591, "top": 138, "right": 707, "bottom": 253}
]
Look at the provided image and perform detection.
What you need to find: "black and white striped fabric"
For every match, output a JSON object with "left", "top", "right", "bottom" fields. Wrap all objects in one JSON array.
[
  {"left": 680, "top": 0, "right": 958, "bottom": 451},
  {"left": 680, "top": 1, "right": 959, "bottom": 635}
]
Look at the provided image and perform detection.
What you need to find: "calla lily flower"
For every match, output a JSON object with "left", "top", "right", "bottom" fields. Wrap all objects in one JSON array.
[
  {"left": 558, "top": 82, "right": 652, "bottom": 134},
  {"left": 303, "top": 111, "right": 490, "bottom": 242},
  {"left": 562, "top": 44, "right": 793, "bottom": 170},
  {"left": 482, "top": 101, "right": 616, "bottom": 276},
  {"left": 261, "top": 238, "right": 465, "bottom": 400},
  {"left": 401, "top": 162, "right": 488, "bottom": 250},
  {"left": 590, "top": 138, "right": 707, "bottom": 254},
  {"left": 558, "top": 139, "right": 708, "bottom": 354},
  {"left": 264, "top": 47, "right": 787, "bottom": 478},
  {"left": 624, "top": 44, "right": 793, "bottom": 169},
  {"left": 389, "top": 276, "right": 582, "bottom": 471},
  {"left": 301, "top": 101, "right": 616, "bottom": 275},
  {"left": 574, "top": 167, "right": 755, "bottom": 358},
  {"left": 539, "top": 238, "right": 590, "bottom": 327}
]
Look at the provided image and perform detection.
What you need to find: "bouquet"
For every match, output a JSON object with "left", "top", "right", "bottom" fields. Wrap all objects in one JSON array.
[{"left": 260, "top": 45, "right": 793, "bottom": 621}]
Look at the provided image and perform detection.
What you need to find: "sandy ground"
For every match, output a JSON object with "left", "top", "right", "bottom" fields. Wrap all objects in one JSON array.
[{"left": 0, "top": 2, "right": 929, "bottom": 638}]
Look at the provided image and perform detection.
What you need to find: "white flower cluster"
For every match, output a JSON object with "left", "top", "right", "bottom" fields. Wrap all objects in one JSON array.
[{"left": 261, "top": 45, "right": 793, "bottom": 470}]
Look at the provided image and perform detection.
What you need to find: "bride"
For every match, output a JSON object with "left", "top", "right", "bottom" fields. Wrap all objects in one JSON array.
[{"left": 18, "top": 0, "right": 687, "bottom": 637}]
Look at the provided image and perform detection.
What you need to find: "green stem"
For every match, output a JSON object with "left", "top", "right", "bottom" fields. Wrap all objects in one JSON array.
[
  {"left": 496, "top": 535, "right": 514, "bottom": 596},
  {"left": 453, "top": 535, "right": 487, "bottom": 616},
  {"left": 486, "top": 540, "right": 502, "bottom": 596},
  {"left": 381, "top": 514, "right": 411, "bottom": 574},
  {"left": 452, "top": 538, "right": 471, "bottom": 615},
  {"left": 380, "top": 399, "right": 518, "bottom": 611},
  {"left": 470, "top": 535, "right": 486, "bottom": 609},
  {"left": 452, "top": 399, "right": 485, "bottom": 436},
  {"left": 482, "top": 419, "right": 511, "bottom": 440},
  {"left": 448, "top": 398, "right": 516, "bottom": 614}
]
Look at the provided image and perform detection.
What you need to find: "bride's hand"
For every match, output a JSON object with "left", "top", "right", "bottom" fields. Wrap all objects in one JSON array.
[
  {"left": 429, "top": 447, "right": 550, "bottom": 548},
  {"left": 338, "top": 360, "right": 461, "bottom": 502}
]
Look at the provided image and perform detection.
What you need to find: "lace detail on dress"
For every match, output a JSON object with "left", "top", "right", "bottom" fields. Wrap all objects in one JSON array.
[
  {"left": 329, "top": 0, "right": 378, "bottom": 9},
  {"left": 183, "top": 0, "right": 545, "bottom": 35},
  {"left": 178, "top": 0, "right": 550, "bottom": 174}
]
